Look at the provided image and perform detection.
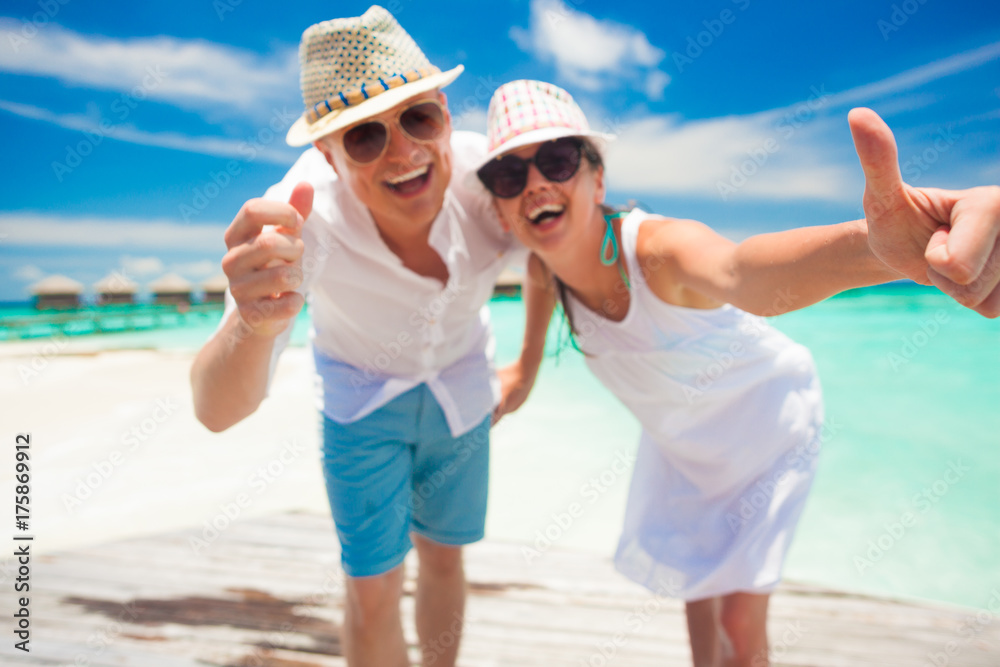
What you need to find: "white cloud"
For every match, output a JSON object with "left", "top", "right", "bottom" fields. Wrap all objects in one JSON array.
[
  {"left": 605, "top": 111, "right": 855, "bottom": 202},
  {"left": 599, "top": 40, "right": 1000, "bottom": 203},
  {"left": 511, "top": 0, "right": 670, "bottom": 99},
  {"left": 14, "top": 264, "right": 45, "bottom": 282},
  {"left": 821, "top": 41, "right": 1000, "bottom": 112},
  {"left": 644, "top": 71, "right": 671, "bottom": 101},
  {"left": 170, "top": 259, "right": 218, "bottom": 277},
  {"left": 119, "top": 256, "right": 165, "bottom": 277},
  {"left": 0, "top": 19, "right": 299, "bottom": 118},
  {"left": 0, "top": 100, "right": 301, "bottom": 164},
  {"left": 0, "top": 213, "right": 228, "bottom": 250},
  {"left": 452, "top": 106, "right": 488, "bottom": 134}
]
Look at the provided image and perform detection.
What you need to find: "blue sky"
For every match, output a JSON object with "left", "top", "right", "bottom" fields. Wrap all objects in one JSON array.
[{"left": 0, "top": 0, "right": 998, "bottom": 302}]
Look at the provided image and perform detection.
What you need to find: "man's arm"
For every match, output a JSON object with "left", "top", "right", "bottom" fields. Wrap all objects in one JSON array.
[{"left": 190, "top": 182, "right": 313, "bottom": 432}]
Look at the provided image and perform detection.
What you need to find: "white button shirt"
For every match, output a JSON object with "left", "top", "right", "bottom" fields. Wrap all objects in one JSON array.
[{"left": 222, "top": 131, "right": 525, "bottom": 436}]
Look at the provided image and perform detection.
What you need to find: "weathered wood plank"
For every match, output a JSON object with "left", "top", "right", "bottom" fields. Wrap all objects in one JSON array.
[{"left": 4, "top": 510, "right": 997, "bottom": 667}]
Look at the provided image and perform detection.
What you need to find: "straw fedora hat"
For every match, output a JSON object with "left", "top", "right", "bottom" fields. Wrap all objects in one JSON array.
[{"left": 286, "top": 5, "right": 463, "bottom": 147}]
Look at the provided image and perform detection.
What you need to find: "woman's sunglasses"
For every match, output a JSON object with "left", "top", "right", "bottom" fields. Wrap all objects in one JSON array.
[
  {"left": 341, "top": 99, "right": 446, "bottom": 165},
  {"left": 477, "top": 137, "right": 584, "bottom": 199}
]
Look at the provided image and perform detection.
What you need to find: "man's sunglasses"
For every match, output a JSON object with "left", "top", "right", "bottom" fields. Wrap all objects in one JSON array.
[
  {"left": 477, "top": 137, "right": 584, "bottom": 199},
  {"left": 341, "top": 99, "right": 446, "bottom": 165}
]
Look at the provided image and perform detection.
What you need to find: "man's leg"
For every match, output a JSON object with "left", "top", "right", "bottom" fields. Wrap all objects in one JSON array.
[
  {"left": 412, "top": 534, "right": 465, "bottom": 667},
  {"left": 409, "top": 388, "right": 492, "bottom": 667},
  {"left": 343, "top": 565, "right": 409, "bottom": 667},
  {"left": 319, "top": 391, "right": 425, "bottom": 667}
]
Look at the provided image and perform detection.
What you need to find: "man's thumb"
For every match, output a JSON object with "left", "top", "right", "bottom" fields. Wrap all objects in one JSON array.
[
  {"left": 288, "top": 181, "right": 314, "bottom": 226},
  {"left": 849, "top": 107, "right": 904, "bottom": 201}
]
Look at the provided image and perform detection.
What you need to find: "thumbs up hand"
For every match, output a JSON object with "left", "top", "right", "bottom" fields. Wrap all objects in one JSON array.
[
  {"left": 849, "top": 108, "right": 1000, "bottom": 317},
  {"left": 221, "top": 182, "right": 314, "bottom": 336}
]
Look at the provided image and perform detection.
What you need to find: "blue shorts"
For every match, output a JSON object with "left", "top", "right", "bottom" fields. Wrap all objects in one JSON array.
[{"left": 320, "top": 384, "right": 491, "bottom": 578}]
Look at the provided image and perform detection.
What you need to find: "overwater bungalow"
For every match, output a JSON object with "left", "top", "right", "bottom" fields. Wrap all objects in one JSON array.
[
  {"left": 93, "top": 272, "right": 139, "bottom": 305},
  {"left": 494, "top": 266, "right": 523, "bottom": 297},
  {"left": 201, "top": 274, "right": 229, "bottom": 303},
  {"left": 30, "top": 274, "right": 84, "bottom": 310},
  {"left": 148, "top": 273, "right": 193, "bottom": 306}
]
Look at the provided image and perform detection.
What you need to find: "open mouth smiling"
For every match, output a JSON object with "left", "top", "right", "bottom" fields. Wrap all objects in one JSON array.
[
  {"left": 385, "top": 164, "right": 431, "bottom": 195},
  {"left": 526, "top": 202, "right": 566, "bottom": 227}
]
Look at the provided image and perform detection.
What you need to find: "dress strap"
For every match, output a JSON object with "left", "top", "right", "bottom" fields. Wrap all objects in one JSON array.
[{"left": 618, "top": 208, "right": 647, "bottom": 293}]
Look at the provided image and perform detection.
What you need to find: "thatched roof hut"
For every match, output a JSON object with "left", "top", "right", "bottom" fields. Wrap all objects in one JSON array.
[
  {"left": 148, "top": 273, "right": 193, "bottom": 306},
  {"left": 93, "top": 272, "right": 138, "bottom": 305},
  {"left": 30, "top": 274, "right": 84, "bottom": 310},
  {"left": 200, "top": 274, "right": 229, "bottom": 303},
  {"left": 494, "top": 266, "right": 524, "bottom": 297}
]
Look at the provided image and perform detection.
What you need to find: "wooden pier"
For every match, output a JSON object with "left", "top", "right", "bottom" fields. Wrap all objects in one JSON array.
[
  {"left": 0, "top": 303, "right": 224, "bottom": 340},
  {"left": 4, "top": 511, "right": 999, "bottom": 666}
]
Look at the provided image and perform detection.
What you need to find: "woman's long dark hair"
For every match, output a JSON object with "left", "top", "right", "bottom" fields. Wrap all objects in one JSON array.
[{"left": 551, "top": 139, "right": 625, "bottom": 354}]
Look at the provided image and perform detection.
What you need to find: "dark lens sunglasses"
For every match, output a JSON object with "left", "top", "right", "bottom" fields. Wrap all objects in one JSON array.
[
  {"left": 341, "top": 99, "right": 446, "bottom": 165},
  {"left": 477, "top": 137, "right": 584, "bottom": 198}
]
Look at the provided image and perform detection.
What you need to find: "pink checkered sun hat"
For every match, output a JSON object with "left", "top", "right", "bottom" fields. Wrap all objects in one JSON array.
[{"left": 478, "top": 80, "right": 615, "bottom": 166}]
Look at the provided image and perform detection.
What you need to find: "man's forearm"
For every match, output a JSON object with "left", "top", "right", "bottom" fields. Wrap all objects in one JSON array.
[{"left": 190, "top": 309, "right": 281, "bottom": 432}]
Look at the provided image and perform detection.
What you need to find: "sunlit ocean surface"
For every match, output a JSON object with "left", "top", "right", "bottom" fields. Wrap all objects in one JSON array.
[{"left": 3, "top": 285, "right": 998, "bottom": 608}]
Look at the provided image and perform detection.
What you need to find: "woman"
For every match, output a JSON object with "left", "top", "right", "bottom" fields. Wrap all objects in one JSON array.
[{"left": 477, "top": 79, "right": 998, "bottom": 666}]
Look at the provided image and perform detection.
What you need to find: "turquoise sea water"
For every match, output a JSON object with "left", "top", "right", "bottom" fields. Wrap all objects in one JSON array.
[{"left": 3, "top": 287, "right": 998, "bottom": 608}]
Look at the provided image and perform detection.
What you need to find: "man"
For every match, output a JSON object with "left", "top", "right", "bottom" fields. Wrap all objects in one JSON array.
[{"left": 190, "top": 7, "right": 523, "bottom": 666}]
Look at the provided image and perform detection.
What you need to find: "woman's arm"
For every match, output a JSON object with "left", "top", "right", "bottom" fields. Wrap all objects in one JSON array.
[
  {"left": 493, "top": 253, "right": 558, "bottom": 423},
  {"left": 636, "top": 216, "right": 903, "bottom": 316}
]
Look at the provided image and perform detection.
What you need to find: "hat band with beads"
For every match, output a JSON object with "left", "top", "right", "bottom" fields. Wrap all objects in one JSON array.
[{"left": 304, "top": 65, "right": 440, "bottom": 124}]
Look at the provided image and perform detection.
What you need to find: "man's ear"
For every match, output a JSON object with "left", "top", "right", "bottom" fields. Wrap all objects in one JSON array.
[
  {"left": 313, "top": 137, "right": 340, "bottom": 176},
  {"left": 437, "top": 90, "right": 454, "bottom": 135}
]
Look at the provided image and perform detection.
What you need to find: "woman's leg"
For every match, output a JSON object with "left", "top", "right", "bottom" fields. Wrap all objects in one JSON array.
[
  {"left": 685, "top": 596, "right": 726, "bottom": 667},
  {"left": 686, "top": 592, "right": 770, "bottom": 667},
  {"left": 719, "top": 592, "right": 770, "bottom": 666}
]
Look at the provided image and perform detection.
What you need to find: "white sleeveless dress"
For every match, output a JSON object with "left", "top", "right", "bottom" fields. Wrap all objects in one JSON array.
[{"left": 565, "top": 209, "right": 824, "bottom": 601}]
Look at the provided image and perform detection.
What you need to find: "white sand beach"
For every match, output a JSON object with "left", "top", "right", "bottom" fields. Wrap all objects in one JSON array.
[{"left": 0, "top": 340, "right": 633, "bottom": 558}]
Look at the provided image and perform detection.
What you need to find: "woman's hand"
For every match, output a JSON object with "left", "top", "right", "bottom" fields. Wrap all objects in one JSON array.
[{"left": 849, "top": 108, "right": 1000, "bottom": 317}]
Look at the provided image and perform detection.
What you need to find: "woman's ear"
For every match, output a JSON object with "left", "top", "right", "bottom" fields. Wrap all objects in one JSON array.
[{"left": 593, "top": 163, "right": 606, "bottom": 205}]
